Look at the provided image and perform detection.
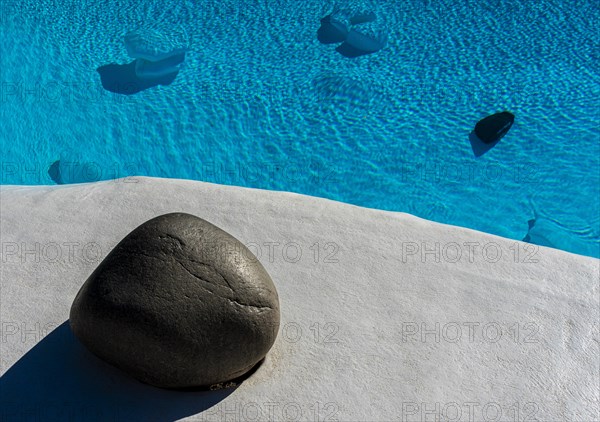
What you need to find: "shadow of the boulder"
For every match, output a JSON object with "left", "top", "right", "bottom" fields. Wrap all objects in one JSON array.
[
  {"left": 96, "top": 61, "right": 178, "bottom": 95},
  {"left": 522, "top": 216, "right": 599, "bottom": 257},
  {"left": 469, "top": 131, "right": 501, "bottom": 157},
  {"left": 48, "top": 160, "right": 62, "bottom": 184},
  {"left": 335, "top": 41, "right": 373, "bottom": 58},
  {"left": 0, "top": 321, "right": 234, "bottom": 421}
]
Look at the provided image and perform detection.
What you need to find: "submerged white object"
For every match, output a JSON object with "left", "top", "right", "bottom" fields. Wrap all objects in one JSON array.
[
  {"left": 523, "top": 216, "right": 599, "bottom": 257},
  {"left": 344, "top": 28, "right": 387, "bottom": 53},
  {"left": 124, "top": 29, "right": 188, "bottom": 79},
  {"left": 1, "top": 177, "right": 598, "bottom": 421},
  {"left": 124, "top": 29, "right": 188, "bottom": 61},
  {"left": 134, "top": 52, "right": 186, "bottom": 79}
]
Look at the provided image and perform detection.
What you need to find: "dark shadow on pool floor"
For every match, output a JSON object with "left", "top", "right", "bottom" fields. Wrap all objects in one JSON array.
[
  {"left": 97, "top": 61, "right": 178, "bottom": 94},
  {"left": 468, "top": 131, "right": 501, "bottom": 157},
  {"left": 0, "top": 321, "right": 234, "bottom": 421}
]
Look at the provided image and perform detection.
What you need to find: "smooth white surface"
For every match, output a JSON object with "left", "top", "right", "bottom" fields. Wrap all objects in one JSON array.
[{"left": 1, "top": 177, "right": 598, "bottom": 421}]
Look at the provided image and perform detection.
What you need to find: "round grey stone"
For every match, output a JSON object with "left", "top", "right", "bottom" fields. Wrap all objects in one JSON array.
[{"left": 69, "top": 213, "right": 280, "bottom": 389}]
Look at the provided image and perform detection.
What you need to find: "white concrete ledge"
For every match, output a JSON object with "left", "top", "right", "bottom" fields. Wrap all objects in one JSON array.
[{"left": 1, "top": 177, "right": 598, "bottom": 421}]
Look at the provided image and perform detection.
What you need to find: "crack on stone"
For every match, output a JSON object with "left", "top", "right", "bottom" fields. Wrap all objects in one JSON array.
[
  {"left": 157, "top": 233, "right": 235, "bottom": 292},
  {"left": 126, "top": 249, "right": 165, "bottom": 261},
  {"left": 176, "top": 259, "right": 233, "bottom": 293},
  {"left": 226, "top": 295, "right": 273, "bottom": 312},
  {"left": 158, "top": 233, "right": 186, "bottom": 248},
  {"left": 183, "top": 255, "right": 235, "bottom": 291},
  {"left": 122, "top": 249, "right": 272, "bottom": 312},
  {"left": 175, "top": 260, "right": 272, "bottom": 312}
]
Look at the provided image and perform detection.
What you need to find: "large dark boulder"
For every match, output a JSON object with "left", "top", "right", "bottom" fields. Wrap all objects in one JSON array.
[
  {"left": 70, "top": 213, "right": 280, "bottom": 389},
  {"left": 474, "top": 111, "right": 515, "bottom": 144}
]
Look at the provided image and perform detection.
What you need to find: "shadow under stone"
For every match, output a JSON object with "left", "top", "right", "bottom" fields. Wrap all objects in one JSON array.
[
  {"left": 335, "top": 42, "right": 373, "bottom": 58},
  {"left": 48, "top": 160, "right": 62, "bottom": 184},
  {"left": 468, "top": 131, "right": 501, "bottom": 157},
  {"left": 0, "top": 321, "right": 235, "bottom": 421},
  {"left": 96, "top": 61, "right": 178, "bottom": 95}
]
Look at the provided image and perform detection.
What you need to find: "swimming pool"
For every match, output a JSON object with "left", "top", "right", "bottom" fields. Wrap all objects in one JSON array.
[{"left": 1, "top": 0, "right": 599, "bottom": 258}]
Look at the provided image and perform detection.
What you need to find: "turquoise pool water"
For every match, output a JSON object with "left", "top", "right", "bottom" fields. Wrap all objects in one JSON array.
[{"left": 1, "top": 0, "right": 599, "bottom": 258}]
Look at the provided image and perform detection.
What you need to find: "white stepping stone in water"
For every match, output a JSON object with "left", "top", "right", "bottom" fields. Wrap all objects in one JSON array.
[{"left": 124, "top": 29, "right": 189, "bottom": 79}]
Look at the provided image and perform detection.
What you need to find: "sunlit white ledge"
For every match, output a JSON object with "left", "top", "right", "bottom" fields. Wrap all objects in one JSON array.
[{"left": 0, "top": 177, "right": 598, "bottom": 421}]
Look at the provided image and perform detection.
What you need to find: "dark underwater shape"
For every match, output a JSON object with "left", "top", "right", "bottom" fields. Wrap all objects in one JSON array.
[
  {"left": 468, "top": 131, "right": 499, "bottom": 157},
  {"left": 317, "top": 14, "right": 349, "bottom": 44},
  {"left": 521, "top": 215, "right": 599, "bottom": 257},
  {"left": 474, "top": 111, "right": 515, "bottom": 144},
  {"left": 97, "top": 61, "right": 178, "bottom": 95},
  {"left": 522, "top": 219, "right": 536, "bottom": 243},
  {"left": 522, "top": 218, "right": 556, "bottom": 248},
  {"left": 48, "top": 160, "right": 62, "bottom": 184},
  {"left": 336, "top": 29, "right": 386, "bottom": 58}
]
